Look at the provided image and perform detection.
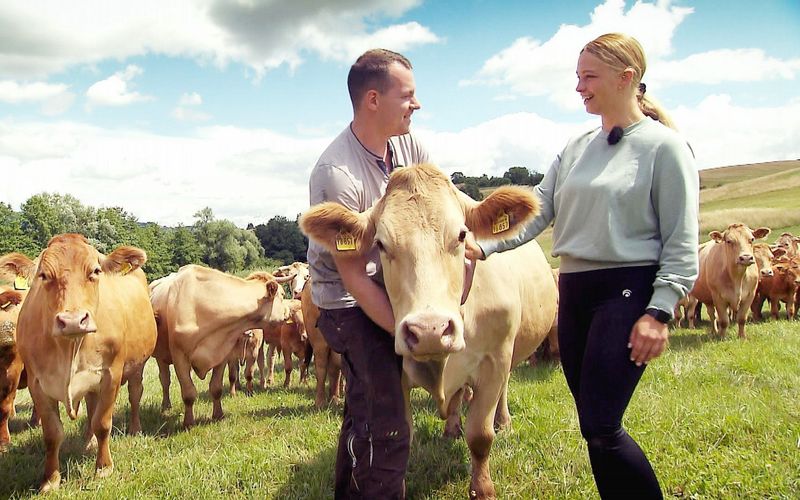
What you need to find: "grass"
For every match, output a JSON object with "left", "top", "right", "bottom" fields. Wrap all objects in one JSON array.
[{"left": 1, "top": 320, "right": 799, "bottom": 498}]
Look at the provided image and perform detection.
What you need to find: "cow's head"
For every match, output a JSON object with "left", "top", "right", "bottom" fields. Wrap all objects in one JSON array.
[
  {"left": 774, "top": 257, "right": 800, "bottom": 287},
  {"left": 31, "top": 234, "right": 147, "bottom": 338},
  {"left": 245, "top": 271, "right": 290, "bottom": 323},
  {"left": 752, "top": 243, "right": 775, "bottom": 278},
  {"left": 274, "top": 262, "right": 310, "bottom": 299},
  {"left": 300, "top": 163, "right": 540, "bottom": 361},
  {"left": 709, "top": 224, "right": 770, "bottom": 268},
  {"left": 0, "top": 252, "right": 37, "bottom": 346}
]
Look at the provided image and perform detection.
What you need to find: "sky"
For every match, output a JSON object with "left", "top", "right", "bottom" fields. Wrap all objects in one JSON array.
[{"left": 1, "top": 0, "right": 799, "bottom": 228}]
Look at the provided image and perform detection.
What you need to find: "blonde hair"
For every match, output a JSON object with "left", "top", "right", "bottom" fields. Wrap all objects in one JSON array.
[{"left": 582, "top": 33, "right": 676, "bottom": 130}]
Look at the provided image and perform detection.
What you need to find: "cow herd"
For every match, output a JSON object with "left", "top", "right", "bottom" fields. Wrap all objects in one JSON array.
[{"left": 0, "top": 164, "right": 798, "bottom": 497}]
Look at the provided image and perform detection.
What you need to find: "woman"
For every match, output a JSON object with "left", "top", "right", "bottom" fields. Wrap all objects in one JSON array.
[{"left": 466, "top": 33, "right": 698, "bottom": 498}]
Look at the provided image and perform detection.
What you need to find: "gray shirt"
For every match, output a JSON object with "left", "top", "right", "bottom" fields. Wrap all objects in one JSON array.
[
  {"left": 480, "top": 118, "right": 699, "bottom": 316},
  {"left": 307, "top": 125, "right": 430, "bottom": 310}
]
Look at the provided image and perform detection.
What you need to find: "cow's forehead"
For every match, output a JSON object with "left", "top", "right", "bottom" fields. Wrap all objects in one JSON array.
[
  {"left": 724, "top": 224, "right": 753, "bottom": 240},
  {"left": 40, "top": 240, "right": 99, "bottom": 274}
]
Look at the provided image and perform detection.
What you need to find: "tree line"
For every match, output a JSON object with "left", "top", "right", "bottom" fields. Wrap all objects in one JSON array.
[
  {"left": 0, "top": 194, "right": 307, "bottom": 279},
  {"left": 452, "top": 166, "right": 544, "bottom": 200},
  {"left": 0, "top": 166, "right": 541, "bottom": 279}
]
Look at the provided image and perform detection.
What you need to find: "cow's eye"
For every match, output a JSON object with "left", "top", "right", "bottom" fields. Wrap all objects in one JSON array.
[
  {"left": 458, "top": 229, "right": 467, "bottom": 243},
  {"left": 375, "top": 240, "right": 385, "bottom": 252},
  {"left": 38, "top": 272, "right": 48, "bottom": 281},
  {"left": 88, "top": 268, "right": 102, "bottom": 280}
]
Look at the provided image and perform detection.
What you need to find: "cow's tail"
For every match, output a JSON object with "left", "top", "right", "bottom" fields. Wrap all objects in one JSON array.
[{"left": 303, "top": 342, "right": 314, "bottom": 367}]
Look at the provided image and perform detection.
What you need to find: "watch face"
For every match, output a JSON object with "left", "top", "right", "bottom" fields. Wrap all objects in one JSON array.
[{"left": 647, "top": 308, "right": 670, "bottom": 324}]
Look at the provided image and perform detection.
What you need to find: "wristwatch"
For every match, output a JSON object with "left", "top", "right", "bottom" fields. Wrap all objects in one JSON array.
[{"left": 645, "top": 307, "right": 671, "bottom": 324}]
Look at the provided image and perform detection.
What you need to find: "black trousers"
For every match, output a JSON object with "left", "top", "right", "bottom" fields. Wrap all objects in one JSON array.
[
  {"left": 558, "top": 265, "right": 664, "bottom": 500},
  {"left": 318, "top": 307, "right": 409, "bottom": 499}
]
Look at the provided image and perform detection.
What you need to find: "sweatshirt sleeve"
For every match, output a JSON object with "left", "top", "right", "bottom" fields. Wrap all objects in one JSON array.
[
  {"left": 647, "top": 138, "right": 700, "bottom": 315},
  {"left": 478, "top": 154, "right": 560, "bottom": 258}
]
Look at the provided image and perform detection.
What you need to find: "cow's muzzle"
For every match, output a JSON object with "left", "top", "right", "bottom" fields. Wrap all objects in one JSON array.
[
  {"left": 760, "top": 268, "right": 774, "bottom": 277},
  {"left": 398, "top": 311, "right": 464, "bottom": 359},
  {"left": 53, "top": 310, "right": 97, "bottom": 338},
  {"left": 737, "top": 254, "right": 755, "bottom": 266}
]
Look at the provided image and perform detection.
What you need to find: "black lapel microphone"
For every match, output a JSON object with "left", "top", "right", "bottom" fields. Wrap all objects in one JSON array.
[{"left": 607, "top": 126, "right": 623, "bottom": 145}]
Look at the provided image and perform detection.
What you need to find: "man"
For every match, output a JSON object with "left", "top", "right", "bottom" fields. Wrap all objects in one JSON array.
[{"left": 307, "top": 49, "right": 429, "bottom": 498}]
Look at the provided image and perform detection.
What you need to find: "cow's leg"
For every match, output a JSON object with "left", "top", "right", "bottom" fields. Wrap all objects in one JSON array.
[
  {"left": 227, "top": 360, "right": 238, "bottom": 397},
  {"left": 493, "top": 378, "right": 512, "bottom": 432},
  {"left": 787, "top": 295, "right": 797, "bottom": 320},
  {"left": 712, "top": 300, "right": 729, "bottom": 337},
  {"left": 0, "top": 361, "right": 22, "bottom": 451},
  {"left": 736, "top": 300, "right": 753, "bottom": 339},
  {"left": 443, "top": 387, "right": 464, "bottom": 439},
  {"left": 92, "top": 373, "right": 121, "bottom": 478},
  {"left": 266, "top": 344, "right": 276, "bottom": 385},
  {"left": 83, "top": 393, "right": 99, "bottom": 452},
  {"left": 31, "top": 380, "right": 63, "bottom": 492},
  {"left": 256, "top": 344, "right": 266, "bottom": 390},
  {"left": 751, "top": 293, "right": 764, "bottom": 321},
  {"left": 209, "top": 362, "right": 226, "bottom": 421},
  {"left": 313, "top": 346, "right": 328, "bottom": 408},
  {"left": 156, "top": 358, "right": 172, "bottom": 411},
  {"left": 244, "top": 354, "right": 255, "bottom": 396},
  {"left": 127, "top": 363, "right": 146, "bottom": 435},
  {"left": 769, "top": 298, "right": 780, "bottom": 321},
  {"left": 329, "top": 352, "right": 343, "bottom": 405},
  {"left": 172, "top": 352, "right": 197, "bottom": 428},
  {"left": 464, "top": 362, "right": 508, "bottom": 500},
  {"left": 686, "top": 296, "right": 699, "bottom": 329},
  {"left": 282, "top": 346, "right": 292, "bottom": 388}
]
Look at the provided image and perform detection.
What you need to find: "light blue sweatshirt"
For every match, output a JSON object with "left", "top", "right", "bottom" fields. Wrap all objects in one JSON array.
[{"left": 479, "top": 118, "right": 699, "bottom": 317}]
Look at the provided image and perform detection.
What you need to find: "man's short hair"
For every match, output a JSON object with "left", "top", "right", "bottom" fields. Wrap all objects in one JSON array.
[{"left": 347, "top": 49, "right": 412, "bottom": 109}]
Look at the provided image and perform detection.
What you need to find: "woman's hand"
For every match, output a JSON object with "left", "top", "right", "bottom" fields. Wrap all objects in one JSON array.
[{"left": 628, "top": 314, "right": 669, "bottom": 366}]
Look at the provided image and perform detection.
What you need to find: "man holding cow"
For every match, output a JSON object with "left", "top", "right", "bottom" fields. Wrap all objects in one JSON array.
[{"left": 306, "top": 49, "right": 429, "bottom": 498}]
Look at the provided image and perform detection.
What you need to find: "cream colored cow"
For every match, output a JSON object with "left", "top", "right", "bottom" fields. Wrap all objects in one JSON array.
[{"left": 300, "top": 163, "right": 557, "bottom": 499}]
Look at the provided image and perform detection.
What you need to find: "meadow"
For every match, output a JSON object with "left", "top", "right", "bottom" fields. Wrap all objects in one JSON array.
[{"left": 1, "top": 160, "right": 799, "bottom": 498}]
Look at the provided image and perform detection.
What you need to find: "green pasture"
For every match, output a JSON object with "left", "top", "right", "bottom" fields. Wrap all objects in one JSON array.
[{"left": 1, "top": 320, "right": 798, "bottom": 499}]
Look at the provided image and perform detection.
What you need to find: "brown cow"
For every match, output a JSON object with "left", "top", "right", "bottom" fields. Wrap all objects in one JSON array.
[
  {"left": 774, "top": 232, "right": 800, "bottom": 258},
  {"left": 300, "top": 276, "right": 343, "bottom": 408},
  {"left": 226, "top": 329, "right": 265, "bottom": 396},
  {"left": 260, "top": 299, "right": 309, "bottom": 387},
  {"left": 752, "top": 254, "right": 800, "bottom": 320},
  {"left": 12, "top": 234, "right": 157, "bottom": 491},
  {"left": 689, "top": 224, "right": 770, "bottom": 338},
  {"left": 0, "top": 277, "right": 28, "bottom": 451},
  {"left": 149, "top": 265, "right": 292, "bottom": 428},
  {"left": 300, "top": 163, "right": 557, "bottom": 499}
]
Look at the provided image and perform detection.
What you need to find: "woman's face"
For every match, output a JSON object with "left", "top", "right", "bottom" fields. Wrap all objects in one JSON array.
[{"left": 575, "top": 51, "right": 622, "bottom": 116}]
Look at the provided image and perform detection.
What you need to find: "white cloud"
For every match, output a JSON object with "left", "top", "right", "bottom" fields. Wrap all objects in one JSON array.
[
  {"left": 0, "top": 0, "right": 438, "bottom": 81},
  {"left": 173, "top": 92, "right": 209, "bottom": 121},
  {"left": 178, "top": 92, "right": 202, "bottom": 106},
  {"left": 462, "top": 0, "right": 693, "bottom": 109},
  {"left": 651, "top": 49, "right": 800, "bottom": 85},
  {"left": 86, "top": 65, "right": 153, "bottom": 107},
  {"left": 0, "top": 80, "right": 75, "bottom": 115}
]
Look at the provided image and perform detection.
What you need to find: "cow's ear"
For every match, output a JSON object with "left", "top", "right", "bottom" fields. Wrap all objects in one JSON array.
[
  {"left": 772, "top": 247, "right": 787, "bottom": 259},
  {"left": 300, "top": 202, "right": 375, "bottom": 256},
  {"left": 265, "top": 280, "right": 280, "bottom": 299},
  {"left": 103, "top": 246, "right": 148, "bottom": 275},
  {"left": 709, "top": 231, "right": 723, "bottom": 243},
  {"left": 0, "top": 252, "right": 37, "bottom": 282},
  {"left": 753, "top": 227, "right": 771, "bottom": 240},
  {"left": 464, "top": 186, "right": 540, "bottom": 240}
]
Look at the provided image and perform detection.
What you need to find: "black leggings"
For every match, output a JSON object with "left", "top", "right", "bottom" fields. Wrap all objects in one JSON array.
[{"left": 558, "top": 265, "right": 663, "bottom": 500}]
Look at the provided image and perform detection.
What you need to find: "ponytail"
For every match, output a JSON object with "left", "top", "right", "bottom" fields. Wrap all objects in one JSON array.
[{"left": 637, "top": 82, "right": 677, "bottom": 130}]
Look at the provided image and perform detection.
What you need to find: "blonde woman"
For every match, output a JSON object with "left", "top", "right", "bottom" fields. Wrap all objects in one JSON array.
[{"left": 467, "top": 33, "right": 699, "bottom": 498}]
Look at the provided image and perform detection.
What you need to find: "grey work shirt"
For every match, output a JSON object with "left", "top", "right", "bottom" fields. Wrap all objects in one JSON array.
[{"left": 307, "top": 125, "right": 430, "bottom": 310}]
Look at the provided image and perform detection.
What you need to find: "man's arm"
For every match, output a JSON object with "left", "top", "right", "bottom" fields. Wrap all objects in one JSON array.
[{"left": 334, "top": 252, "right": 395, "bottom": 335}]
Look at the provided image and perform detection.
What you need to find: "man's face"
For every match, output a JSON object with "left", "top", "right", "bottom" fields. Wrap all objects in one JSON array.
[{"left": 378, "top": 62, "right": 421, "bottom": 136}]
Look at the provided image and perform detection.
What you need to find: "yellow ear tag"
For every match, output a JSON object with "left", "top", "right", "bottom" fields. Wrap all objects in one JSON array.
[
  {"left": 14, "top": 276, "right": 29, "bottom": 290},
  {"left": 119, "top": 262, "right": 133, "bottom": 275},
  {"left": 492, "top": 211, "right": 510, "bottom": 235},
  {"left": 335, "top": 232, "right": 357, "bottom": 252}
]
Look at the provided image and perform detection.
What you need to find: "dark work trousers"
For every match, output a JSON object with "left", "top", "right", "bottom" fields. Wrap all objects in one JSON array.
[
  {"left": 317, "top": 307, "right": 410, "bottom": 499},
  {"left": 558, "top": 265, "right": 664, "bottom": 500}
]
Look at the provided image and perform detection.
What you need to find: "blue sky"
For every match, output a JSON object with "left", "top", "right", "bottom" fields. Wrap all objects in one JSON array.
[{"left": 1, "top": 0, "right": 799, "bottom": 227}]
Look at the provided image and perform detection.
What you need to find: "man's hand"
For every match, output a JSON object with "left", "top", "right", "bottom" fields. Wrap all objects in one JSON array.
[
  {"left": 628, "top": 314, "right": 669, "bottom": 366},
  {"left": 464, "top": 232, "right": 485, "bottom": 261}
]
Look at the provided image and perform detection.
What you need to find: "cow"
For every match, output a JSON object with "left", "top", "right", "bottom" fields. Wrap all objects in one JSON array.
[
  {"left": 0, "top": 275, "right": 29, "bottom": 451},
  {"left": 226, "top": 329, "right": 265, "bottom": 396},
  {"left": 752, "top": 253, "right": 800, "bottom": 321},
  {"left": 300, "top": 276, "right": 343, "bottom": 408},
  {"left": 260, "top": 299, "right": 309, "bottom": 387},
  {"left": 274, "top": 262, "right": 310, "bottom": 299},
  {"left": 9, "top": 234, "right": 157, "bottom": 492},
  {"left": 774, "top": 232, "right": 800, "bottom": 258},
  {"left": 300, "top": 163, "right": 558, "bottom": 499},
  {"left": 149, "top": 264, "right": 292, "bottom": 428},
  {"left": 689, "top": 224, "right": 771, "bottom": 338}
]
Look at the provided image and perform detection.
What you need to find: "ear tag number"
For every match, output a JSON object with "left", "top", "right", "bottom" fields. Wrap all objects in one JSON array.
[
  {"left": 492, "top": 211, "right": 510, "bottom": 234},
  {"left": 335, "top": 232, "right": 357, "bottom": 251},
  {"left": 14, "top": 276, "right": 29, "bottom": 290},
  {"left": 120, "top": 262, "right": 133, "bottom": 275}
]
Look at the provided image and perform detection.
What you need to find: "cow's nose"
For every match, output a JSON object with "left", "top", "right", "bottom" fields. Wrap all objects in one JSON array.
[
  {"left": 738, "top": 254, "right": 754, "bottom": 266},
  {"left": 401, "top": 312, "right": 459, "bottom": 355},
  {"left": 761, "top": 268, "right": 774, "bottom": 277},
  {"left": 55, "top": 310, "right": 97, "bottom": 337}
]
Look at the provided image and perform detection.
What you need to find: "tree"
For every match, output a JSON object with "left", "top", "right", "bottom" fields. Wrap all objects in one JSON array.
[
  {"left": 0, "top": 202, "right": 38, "bottom": 256},
  {"left": 451, "top": 171, "right": 466, "bottom": 185},
  {"left": 459, "top": 181, "right": 483, "bottom": 201},
  {"left": 169, "top": 225, "right": 201, "bottom": 269},
  {"left": 254, "top": 215, "right": 308, "bottom": 264},
  {"left": 193, "top": 208, "right": 265, "bottom": 272}
]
